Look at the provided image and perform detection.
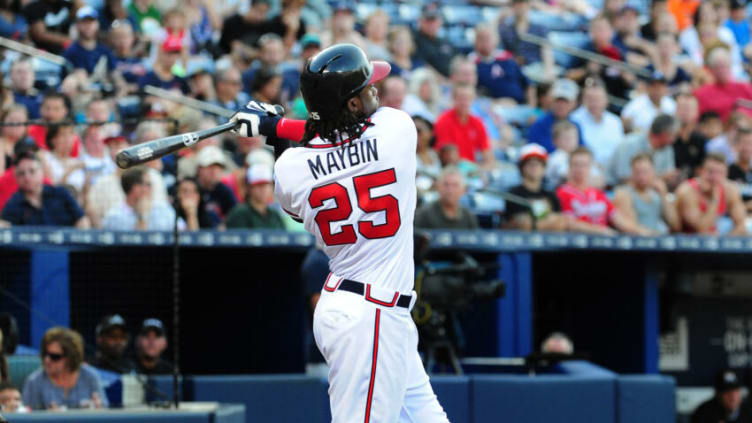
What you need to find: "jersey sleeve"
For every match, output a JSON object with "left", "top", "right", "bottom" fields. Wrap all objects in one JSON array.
[{"left": 273, "top": 158, "right": 302, "bottom": 223}]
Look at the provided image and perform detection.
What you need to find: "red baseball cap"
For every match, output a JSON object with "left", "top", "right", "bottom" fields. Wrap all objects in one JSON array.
[{"left": 519, "top": 143, "right": 548, "bottom": 164}]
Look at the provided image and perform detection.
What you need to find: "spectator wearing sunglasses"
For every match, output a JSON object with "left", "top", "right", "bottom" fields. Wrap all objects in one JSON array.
[{"left": 22, "top": 327, "right": 108, "bottom": 410}]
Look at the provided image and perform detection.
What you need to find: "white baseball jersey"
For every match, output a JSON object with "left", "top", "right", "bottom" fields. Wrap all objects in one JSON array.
[{"left": 274, "top": 107, "right": 417, "bottom": 293}]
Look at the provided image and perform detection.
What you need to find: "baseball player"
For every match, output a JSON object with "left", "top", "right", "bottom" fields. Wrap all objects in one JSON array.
[{"left": 231, "top": 44, "right": 449, "bottom": 422}]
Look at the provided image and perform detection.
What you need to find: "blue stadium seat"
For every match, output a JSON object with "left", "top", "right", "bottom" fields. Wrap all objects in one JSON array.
[
  {"left": 548, "top": 31, "right": 590, "bottom": 69},
  {"left": 8, "top": 354, "right": 41, "bottom": 390},
  {"left": 441, "top": 5, "right": 482, "bottom": 26}
]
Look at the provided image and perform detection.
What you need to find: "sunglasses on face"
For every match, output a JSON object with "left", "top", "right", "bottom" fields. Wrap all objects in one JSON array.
[{"left": 44, "top": 352, "right": 64, "bottom": 361}]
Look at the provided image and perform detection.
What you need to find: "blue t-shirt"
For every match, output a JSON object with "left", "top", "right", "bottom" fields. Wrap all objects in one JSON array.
[
  {"left": 13, "top": 91, "right": 42, "bottom": 119},
  {"left": 644, "top": 64, "right": 692, "bottom": 88},
  {"left": 114, "top": 56, "right": 148, "bottom": 84},
  {"left": 202, "top": 182, "right": 237, "bottom": 228},
  {"left": 0, "top": 13, "right": 27, "bottom": 40},
  {"left": 63, "top": 41, "right": 117, "bottom": 75},
  {"left": 526, "top": 112, "right": 583, "bottom": 152},
  {"left": 726, "top": 19, "right": 751, "bottom": 48},
  {"left": 22, "top": 364, "right": 109, "bottom": 410},
  {"left": 138, "top": 71, "right": 190, "bottom": 94},
  {"left": 472, "top": 51, "right": 528, "bottom": 102},
  {"left": 388, "top": 58, "right": 426, "bottom": 80},
  {"left": 1, "top": 185, "right": 84, "bottom": 226}
]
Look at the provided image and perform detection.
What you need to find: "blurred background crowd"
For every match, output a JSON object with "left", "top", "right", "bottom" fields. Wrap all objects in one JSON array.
[{"left": 1, "top": 0, "right": 752, "bottom": 235}]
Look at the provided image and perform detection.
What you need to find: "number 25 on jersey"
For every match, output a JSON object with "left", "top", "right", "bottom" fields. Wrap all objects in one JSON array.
[{"left": 308, "top": 168, "right": 401, "bottom": 246}]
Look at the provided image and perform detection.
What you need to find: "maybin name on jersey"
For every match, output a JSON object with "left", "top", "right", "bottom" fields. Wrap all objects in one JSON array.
[{"left": 307, "top": 138, "right": 380, "bottom": 180}]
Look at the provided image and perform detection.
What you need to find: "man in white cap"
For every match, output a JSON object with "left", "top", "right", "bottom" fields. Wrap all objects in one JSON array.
[
  {"left": 224, "top": 166, "right": 285, "bottom": 229},
  {"left": 527, "top": 78, "right": 583, "bottom": 152},
  {"left": 196, "top": 146, "right": 236, "bottom": 227},
  {"left": 505, "top": 144, "right": 568, "bottom": 231}
]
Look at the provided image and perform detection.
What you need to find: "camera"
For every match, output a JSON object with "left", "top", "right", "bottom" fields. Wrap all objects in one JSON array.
[{"left": 413, "top": 239, "right": 505, "bottom": 374}]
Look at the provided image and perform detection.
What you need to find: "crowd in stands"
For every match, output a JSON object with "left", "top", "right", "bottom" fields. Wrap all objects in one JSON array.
[
  {"left": 0, "top": 0, "right": 751, "bottom": 236},
  {"left": 0, "top": 312, "right": 171, "bottom": 412}
]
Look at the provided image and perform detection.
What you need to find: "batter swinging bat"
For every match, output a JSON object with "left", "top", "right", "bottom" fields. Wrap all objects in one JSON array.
[{"left": 115, "top": 121, "right": 238, "bottom": 169}]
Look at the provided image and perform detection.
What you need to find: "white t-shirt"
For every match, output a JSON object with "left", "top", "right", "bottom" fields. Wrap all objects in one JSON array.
[
  {"left": 621, "top": 94, "right": 677, "bottom": 134},
  {"left": 274, "top": 107, "right": 417, "bottom": 292}
]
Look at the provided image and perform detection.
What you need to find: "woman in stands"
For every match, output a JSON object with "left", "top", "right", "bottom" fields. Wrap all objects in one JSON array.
[{"left": 22, "top": 327, "right": 108, "bottom": 410}]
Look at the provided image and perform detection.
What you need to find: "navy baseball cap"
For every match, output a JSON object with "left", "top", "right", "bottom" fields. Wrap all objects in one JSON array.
[
  {"left": 76, "top": 5, "right": 99, "bottom": 21},
  {"left": 421, "top": 3, "right": 442, "bottom": 19},
  {"left": 645, "top": 69, "right": 668, "bottom": 83},
  {"left": 96, "top": 314, "right": 126, "bottom": 336},
  {"left": 715, "top": 369, "right": 742, "bottom": 393},
  {"left": 140, "top": 318, "right": 166, "bottom": 336},
  {"left": 332, "top": 1, "right": 354, "bottom": 14},
  {"left": 731, "top": 0, "right": 746, "bottom": 9}
]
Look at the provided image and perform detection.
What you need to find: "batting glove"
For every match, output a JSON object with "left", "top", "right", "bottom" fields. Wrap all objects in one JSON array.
[{"left": 230, "top": 101, "right": 284, "bottom": 138}]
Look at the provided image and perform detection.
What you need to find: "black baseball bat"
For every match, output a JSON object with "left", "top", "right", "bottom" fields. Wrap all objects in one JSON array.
[{"left": 115, "top": 121, "right": 237, "bottom": 169}]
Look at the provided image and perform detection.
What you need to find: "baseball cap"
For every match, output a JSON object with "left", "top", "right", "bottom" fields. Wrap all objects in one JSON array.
[
  {"left": 161, "top": 35, "right": 183, "bottom": 53},
  {"left": 300, "top": 33, "right": 321, "bottom": 50},
  {"left": 714, "top": 369, "right": 742, "bottom": 393},
  {"left": 197, "top": 146, "right": 226, "bottom": 168},
  {"left": 245, "top": 148, "right": 275, "bottom": 168},
  {"left": 140, "top": 318, "right": 166, "bottom": 336},
  {"left": 186, "top": 61, "right": 212, "bottom": 79},
  {"left": 96, "top": 314, "right": 126, "bottom": 336},
  {"left": 619, "top": 5, "right": 639, "bottom": 15},
  {"left": 76, "top": 5, "right": 99, "bottom": 21},
  {"left": 551, "top": 79, "right": 579, "bottom": 102},
  {"left": 519, "top": 143, "right": 548, "bottom": 164},
  {"left": 731, "top": 0, "right": 746, "bottom": 10},
  {"left": 644, "top": 69, "right": 668, "bottom": 84},
  {"left": 332, "top": 1, "right": 354, "bottom": 14},
  {"left": 103, "top": 135, "right": 128, "bottom": 145},
  {"left": 421, "top": 2, "right": 442, "bottom": 19},
  {"left": 247, "top": 165, "right": 273, "bottom": 185}
]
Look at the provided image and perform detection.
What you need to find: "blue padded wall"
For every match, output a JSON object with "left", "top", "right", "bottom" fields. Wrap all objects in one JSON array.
[
  {"left": 472, "top": 375, "right": 616, "bottom": 422},
  {"left": 190, "top": 375, "right": 329, "bottom": 423},
  {"left": 616, "top": 375, "right": 676, "bottom": 423},
  {"left": 431, "top": 376, "right": 471, "bottom": 423}
]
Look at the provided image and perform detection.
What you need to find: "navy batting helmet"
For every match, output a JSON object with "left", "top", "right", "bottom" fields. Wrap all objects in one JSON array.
[{"left": 299, "top": 43, "right": 391, "bottom": 121}]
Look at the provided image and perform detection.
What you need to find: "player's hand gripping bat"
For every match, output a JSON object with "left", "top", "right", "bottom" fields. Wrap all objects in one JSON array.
[{"left": 115, "top": 103, "right": 284, "bottom": 169}]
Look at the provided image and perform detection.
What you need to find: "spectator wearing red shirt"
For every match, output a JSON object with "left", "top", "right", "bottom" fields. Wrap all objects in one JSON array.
[
  {"left": 556, "top": 147, "right": 650, "bottom": 235},
  {"left": 694, "top": 46, "right": 752, "bottom": 121},
  {"left": 434, "top": 83, "right": 495, "bottom": 168}
]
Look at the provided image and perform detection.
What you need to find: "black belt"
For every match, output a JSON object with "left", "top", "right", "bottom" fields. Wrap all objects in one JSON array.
[{"left": 337, "top": 279, "right": 412, "bottom": 309}]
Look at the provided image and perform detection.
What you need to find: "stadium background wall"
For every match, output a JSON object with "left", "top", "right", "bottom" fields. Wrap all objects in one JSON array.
[{"left": 1, "top": 228, "right": 752, "bottom": 386}]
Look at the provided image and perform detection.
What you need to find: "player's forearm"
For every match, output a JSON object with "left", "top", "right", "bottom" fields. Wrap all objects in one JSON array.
[{"left": 257, "top": 116, "right": 305, "bottom": 142}]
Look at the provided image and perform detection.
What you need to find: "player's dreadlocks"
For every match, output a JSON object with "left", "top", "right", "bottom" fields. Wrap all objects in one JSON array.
[{"left": 301, "top": 108, "right": 374, "bottom": 147}]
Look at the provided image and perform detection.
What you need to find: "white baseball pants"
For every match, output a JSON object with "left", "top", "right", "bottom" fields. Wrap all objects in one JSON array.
[{"left": 313, "top": 277, "right": 450, "bottom": 423}]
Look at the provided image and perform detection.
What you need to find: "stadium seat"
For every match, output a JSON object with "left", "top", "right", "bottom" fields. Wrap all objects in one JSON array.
[
  {"left": 547, "top": 31, "right": 590, "bottom": 69},
  {"left": 441, "top": 5, "right": 482, "bottom": 26},
  {"left": 8, "top": 354, "right": 41, "bottom": 390}
]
